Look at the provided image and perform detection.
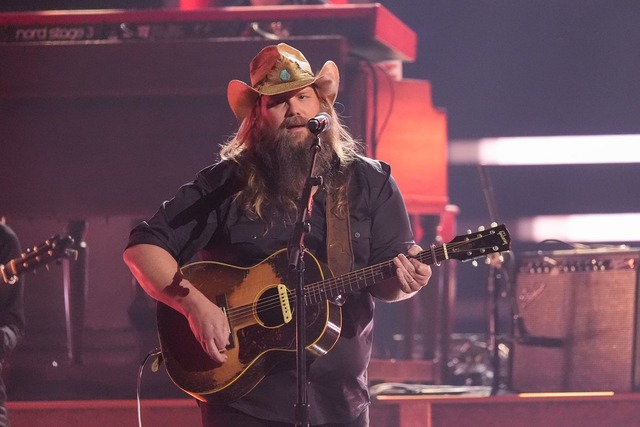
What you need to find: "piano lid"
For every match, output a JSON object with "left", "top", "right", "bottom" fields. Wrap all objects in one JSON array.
[{"left": 0, "top": 4, "right": 417, "bottom": 62}]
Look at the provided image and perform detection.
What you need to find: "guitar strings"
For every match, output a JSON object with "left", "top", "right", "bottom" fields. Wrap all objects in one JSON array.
[
  {"left": 224, "top": 235, "right": 497, "bottom": 323},
  {"left": 224, "top": 237, "right": 492, "bottom": 323},
  {"left": 224, "top": 259, "right": 400, "bottom": 324}
]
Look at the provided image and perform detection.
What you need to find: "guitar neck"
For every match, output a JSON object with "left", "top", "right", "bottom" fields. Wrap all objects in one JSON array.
[
  {"left": 303, "top": 247, "right": 442, "bottom": 305},
  {"left": 0, "top": 235, "right": 76, "bottom": 285},
  {"left": 302, "top": 223, "right": 511, "bottom": 304}
]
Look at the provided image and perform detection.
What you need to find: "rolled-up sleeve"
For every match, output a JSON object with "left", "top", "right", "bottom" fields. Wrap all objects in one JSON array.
[{"left": 126, "top": 161, "right": 240, "bottom": 265}]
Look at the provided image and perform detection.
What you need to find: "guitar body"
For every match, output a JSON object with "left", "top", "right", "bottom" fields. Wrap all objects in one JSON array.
[
  {"left": 156, "top": 249, "right": 342, "bottom": 404},
  {"left": 155, "top": 224, "right": 512, "bottom": 404}
]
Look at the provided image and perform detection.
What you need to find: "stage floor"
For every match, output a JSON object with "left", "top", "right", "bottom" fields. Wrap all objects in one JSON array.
[
  {"left": 370, "top": 392, "right": 640, "bottom": 427},
  {"left": 6, "top": 392, "right": 640, "bottom": 427}
]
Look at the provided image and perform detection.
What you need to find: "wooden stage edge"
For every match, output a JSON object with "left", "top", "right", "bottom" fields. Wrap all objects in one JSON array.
[
  {"left": 6, "top": 393, "right": 640, "bottom": 427},
  {"left": 6, "top": 399, "right": 201, "bottom": 427},
  {"left": 371, "top": 392, "right": 640, "bottom": 427}
]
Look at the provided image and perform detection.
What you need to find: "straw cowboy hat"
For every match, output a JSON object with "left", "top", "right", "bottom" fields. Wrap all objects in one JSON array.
[{"left": 227, "top": 43, "right": 340, "bottom": 120}]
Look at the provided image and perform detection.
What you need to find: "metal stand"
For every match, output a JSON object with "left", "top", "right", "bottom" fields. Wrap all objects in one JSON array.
[
  {"left": 478, "top": 166, "right": 562, "bottom": 394},
  {"left": 289, "top": 133, "right": 324, "bottom": 427},
  {"left": 478, "top": 166, "right": 509, "bottom": 395},
  {"left": 63, "top": 219, "right": 88, "bottom": 365}
]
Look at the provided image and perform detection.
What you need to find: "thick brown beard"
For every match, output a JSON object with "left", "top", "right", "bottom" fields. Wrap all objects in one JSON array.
[{"left": 252, "top": 126, "right": 336, "bottom": 222}]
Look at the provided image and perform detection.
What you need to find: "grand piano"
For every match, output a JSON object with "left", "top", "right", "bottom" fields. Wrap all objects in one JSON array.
[{"left": 0, "top": 3, "right": 451, "bottom": 386}]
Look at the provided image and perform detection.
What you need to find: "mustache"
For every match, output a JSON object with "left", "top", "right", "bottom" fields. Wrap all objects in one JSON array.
[{"left": 282, "top": 116, "right": 308, "bottom": 129}]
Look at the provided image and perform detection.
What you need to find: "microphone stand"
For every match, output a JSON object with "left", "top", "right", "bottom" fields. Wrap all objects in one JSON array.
[
  {"left": 485, "top": 253, "right": 512, "bottom": 395},
  {"left": 478, "top": 166, "right": 565, "bottom": 395},
  {"left": 289, "top": 133, "right": 323, "bottom": 427},
  {"left": 478, "top": 165, "right": 509, "bottom": 396}
]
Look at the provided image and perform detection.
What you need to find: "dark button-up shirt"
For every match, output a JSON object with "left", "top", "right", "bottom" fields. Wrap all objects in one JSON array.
[{"left": 127, "top": 155, "right": 413, "bottom": 424}]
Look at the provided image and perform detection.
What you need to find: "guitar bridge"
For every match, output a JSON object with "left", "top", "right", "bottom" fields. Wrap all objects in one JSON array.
[{"left": 277, "top": 284, "right": 292, "bottom": 323}]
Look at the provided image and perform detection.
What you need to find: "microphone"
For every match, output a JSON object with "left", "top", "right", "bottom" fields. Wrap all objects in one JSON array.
[{"left": 307, "top": 112, "right": 331, "bottom": 135}]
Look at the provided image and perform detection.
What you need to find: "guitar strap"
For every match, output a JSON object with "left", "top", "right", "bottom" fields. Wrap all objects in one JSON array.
[{"left": 325, "top": 173, "right": 354, "bottom": 277}]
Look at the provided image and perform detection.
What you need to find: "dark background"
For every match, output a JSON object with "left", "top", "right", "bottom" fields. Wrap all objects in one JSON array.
[
  {"left": 2, "top": 0, "right": 640, "bottom": 397},
  {"left": 4, "top": 1, "right": 639, "bottom": 137}
]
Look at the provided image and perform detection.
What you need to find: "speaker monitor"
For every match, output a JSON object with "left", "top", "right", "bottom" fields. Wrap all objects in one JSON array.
[{"left": 511, "top": 249, "right": 640, "bottom": 392}]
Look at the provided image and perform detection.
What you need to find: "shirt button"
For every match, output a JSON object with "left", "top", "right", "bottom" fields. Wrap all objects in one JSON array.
[{"left": 354, "top": 232, "right": 361, "bottom": 238}]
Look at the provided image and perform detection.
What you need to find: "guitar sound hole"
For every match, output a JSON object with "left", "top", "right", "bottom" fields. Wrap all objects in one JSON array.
[{"left": 256, "top": 286, "right": 287, "bottom": 328}]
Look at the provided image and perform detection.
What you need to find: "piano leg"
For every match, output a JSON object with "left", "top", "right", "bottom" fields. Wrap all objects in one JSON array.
[{"left": 63, "top": 220, "right": 88, "bottom": 365}]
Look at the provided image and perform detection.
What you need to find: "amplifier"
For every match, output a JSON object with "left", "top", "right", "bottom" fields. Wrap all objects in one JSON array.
[{"left": 511, "top": 248, "right": 640, "bottom": 392}]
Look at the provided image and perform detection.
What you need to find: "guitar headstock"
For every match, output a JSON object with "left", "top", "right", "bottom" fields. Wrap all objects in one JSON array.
[
  {"left": 446, "top": 224, "right": 511, "bottom": 263},
  {"left": 1, "top": 234, "right": 77, "bottom": 284}
]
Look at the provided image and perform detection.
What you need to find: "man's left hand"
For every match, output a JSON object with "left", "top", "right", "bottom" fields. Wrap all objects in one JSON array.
[{"left": 393, "top": 244, "right": 432, "bottom": 294}]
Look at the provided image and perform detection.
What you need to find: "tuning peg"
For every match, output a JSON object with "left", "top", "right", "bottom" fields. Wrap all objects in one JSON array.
[
  {"left": 490, "top": 222, "right": 498, "bottom": 228},
  {"left": 485, "top": 253, "right": 505, "bottom": 267},
  {"left": 478, "top": 225, "right": 485, "bottom": 232},
  {"left": 466, "top": 229, "right": 472, "bottom": 235},
  {"left": 472, "top": 260, "right": 479, "bottom": 267}
]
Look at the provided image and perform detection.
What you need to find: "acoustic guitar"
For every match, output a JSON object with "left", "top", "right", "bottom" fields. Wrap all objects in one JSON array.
[{"left": 156, "top": 224, "right": 511, "bottom": 403}]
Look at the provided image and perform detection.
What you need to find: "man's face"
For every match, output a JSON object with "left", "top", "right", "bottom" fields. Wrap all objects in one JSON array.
[{"left": 259, "top": 86, "right": 323, "bottom": 147}]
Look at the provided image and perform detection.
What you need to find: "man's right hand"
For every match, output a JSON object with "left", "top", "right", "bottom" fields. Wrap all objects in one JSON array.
[{"left": 183, "top": 291, "right": 231, "bottom": 363}]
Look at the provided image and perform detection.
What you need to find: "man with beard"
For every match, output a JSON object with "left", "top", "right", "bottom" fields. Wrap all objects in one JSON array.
[{"left": 123, "top": 43, "right": 432, "bottom": 427}]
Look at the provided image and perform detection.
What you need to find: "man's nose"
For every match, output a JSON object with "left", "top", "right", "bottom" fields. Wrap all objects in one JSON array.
[{"left": 285, "top": 99, "right": 303, "bottom": 116}]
